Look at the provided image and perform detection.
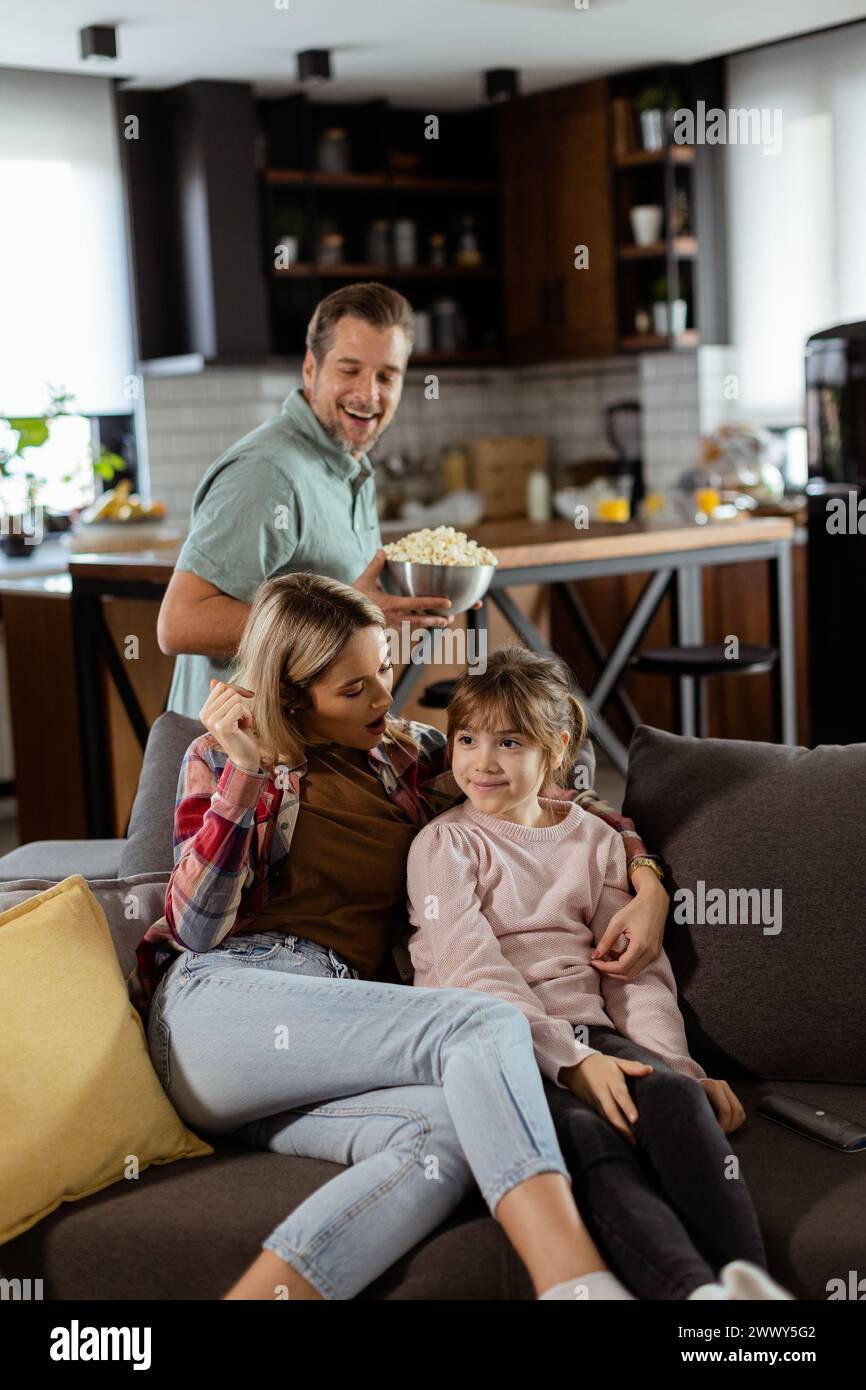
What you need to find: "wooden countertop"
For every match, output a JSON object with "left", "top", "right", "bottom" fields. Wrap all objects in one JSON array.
[
  {"left": 452, "top": 516, "right": 795, "bottom": 568},
  {"left": 62, "top": 515, "right": 796, "bottom": 584},
  {"left": 0, "top": 516, "right": 799, "bottom": 597}
]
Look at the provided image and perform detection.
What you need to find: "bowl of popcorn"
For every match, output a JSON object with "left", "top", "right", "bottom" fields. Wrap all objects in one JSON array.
[{"left": 382, "top": 525, "right": 498, "bottom": 615}]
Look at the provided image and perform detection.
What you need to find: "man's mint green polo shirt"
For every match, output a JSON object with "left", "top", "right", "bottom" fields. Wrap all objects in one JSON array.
[{"left": 166, "top": 387, "right": 382, "bottom": 719}]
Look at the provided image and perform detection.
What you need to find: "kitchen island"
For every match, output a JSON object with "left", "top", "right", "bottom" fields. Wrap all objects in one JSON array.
[{"left": 1, "top": 515, "right": 802, "bottom": 842}]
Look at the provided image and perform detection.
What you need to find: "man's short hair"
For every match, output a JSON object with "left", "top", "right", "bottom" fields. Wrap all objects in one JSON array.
[{"left": 306, "top": 282, "right": 415, "bottom": 365}]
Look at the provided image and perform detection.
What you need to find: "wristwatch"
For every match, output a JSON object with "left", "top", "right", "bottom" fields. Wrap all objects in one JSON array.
[{"left": 626, "top": 855, "right": 665, "bottom": 885}]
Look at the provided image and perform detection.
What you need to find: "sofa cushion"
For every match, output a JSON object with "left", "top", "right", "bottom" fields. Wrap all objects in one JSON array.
[
  {"left": 0, "top": 1143, "right": 531, "bottom": 1300},
  {"left": 0, "top": 876, "right": 212, "bottom": 1245},
  {"left": 723, "top": 1078, "right": 866, "bottom": 1301},
  {"left": 0, "top": 840, "right": 124, "bottom": 881},
  {"left": 0, "top": 873, "right": 170, "bottom": 981},
  {"left": 623, "top": 726, "right": 866, "bottom": 1083},
  {"left": 119, "top": 712, "right": 204, "bottom": 878},
  {"left": 2, "top": 1079, "right": 860, "bottom": 1299}
]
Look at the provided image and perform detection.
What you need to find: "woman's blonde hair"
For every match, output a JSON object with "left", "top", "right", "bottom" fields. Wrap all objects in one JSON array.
[
  {"left": 227, "top": 571, "right": 419, "bottom": 769},
  {"left": 445, "top": 644, "right": 587, "bottom": 789}
]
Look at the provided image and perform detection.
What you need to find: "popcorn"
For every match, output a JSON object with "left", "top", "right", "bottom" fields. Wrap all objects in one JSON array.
[{"left": 383, "top": 525, "right": 498, "bottom": 568}]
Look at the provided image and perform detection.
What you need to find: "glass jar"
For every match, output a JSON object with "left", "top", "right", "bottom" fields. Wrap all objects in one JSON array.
[
  {"left": 366, "top": 219, "right": 391, "bottom": 266},
  {"left": 455, "top": 215, "right": 482, "bottom": 268},
  {"left": 317, "top": 128, "right": 350, "bottom": 175},
  {"left": 317, "top": 231, "right": 345, "bottom": 267},
  {"left": 428, "top": 232, "right": 446, "bottom": 268},
  {"left": 393, "top": 218, "right": 418, "bottom": 267},
  {"left": 431, "top": 298, "right": 460, "bottom": 353}
]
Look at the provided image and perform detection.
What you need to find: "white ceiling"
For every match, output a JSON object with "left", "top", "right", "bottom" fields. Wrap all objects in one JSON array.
[{"left": 1, "top": 0, "right": 865, "bottom": 106}]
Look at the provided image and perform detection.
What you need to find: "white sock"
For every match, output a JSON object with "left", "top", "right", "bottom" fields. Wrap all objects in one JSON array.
[
  {"left": 719, "top": 1260, "right": 794, "bottom": 1300},
  {"left": 687, "top": 1282, "right": 730, "bottom": 1300},
  {"left": 538, "top": 1270, "right": 635, "bottom": 1300}
]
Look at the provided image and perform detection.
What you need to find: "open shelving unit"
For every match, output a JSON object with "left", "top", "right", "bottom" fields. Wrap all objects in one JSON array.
[
  {"left": 257, "top": 95, "right": 504, "bottom": 364},
  {"left": 609, "top": 60, "right": 727, "bottom": 353}
]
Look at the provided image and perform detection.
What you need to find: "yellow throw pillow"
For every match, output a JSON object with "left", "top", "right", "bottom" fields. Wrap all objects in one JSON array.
[{"left": 0, "top": 875, "right": 213, "bottom": 1245}]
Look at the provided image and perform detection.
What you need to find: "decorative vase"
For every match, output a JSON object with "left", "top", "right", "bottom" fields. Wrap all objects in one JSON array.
[
  {"left": 629, "top": 204, "right": 664, "bottom": 246},
  {"left": 0, "top": 519, "right": 39, "bottom": 557},
  {"left": 640, "top": 109, "right": 664, "bottom": 151},
  {"left": 670, "top": 298, "right": 688, "bottom": 336}
]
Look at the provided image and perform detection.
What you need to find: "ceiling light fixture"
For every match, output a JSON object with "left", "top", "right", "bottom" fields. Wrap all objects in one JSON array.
[
  {"left": 79, "top": 24, "right": 117, "bottom": 61},
  {"left": 297, "top": 49, "right": 332, "bottom": 85},
  {"left": 484, "top": 69, "right": 519, "bottom": 103}
]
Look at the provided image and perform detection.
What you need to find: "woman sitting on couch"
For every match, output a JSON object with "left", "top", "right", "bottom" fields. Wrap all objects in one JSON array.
[{"left": 135, "top": 570, "right": 671, "bottom": 1302}]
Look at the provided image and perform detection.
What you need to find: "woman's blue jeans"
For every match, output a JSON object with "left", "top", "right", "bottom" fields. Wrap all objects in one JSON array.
[{"left": 146, "top": 930, "right": 571, "bottom": 1300}]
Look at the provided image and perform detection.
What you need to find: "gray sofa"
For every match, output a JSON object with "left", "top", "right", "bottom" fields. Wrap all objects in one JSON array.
[{"left": 1, "top": 715, "right": 864, "bottom": 1299}]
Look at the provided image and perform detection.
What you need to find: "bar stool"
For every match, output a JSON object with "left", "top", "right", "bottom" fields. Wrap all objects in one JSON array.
[
  {"left": 418, "top": 678, "right": 458, "bottom": 709},
  {"left": 630, "top": 642, "right": 778, "bottom": 738}
]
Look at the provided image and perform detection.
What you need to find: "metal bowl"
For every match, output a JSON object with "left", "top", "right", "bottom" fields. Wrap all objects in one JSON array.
[{"left": 383, "top": 560, "right": 496, "bottom": 615}]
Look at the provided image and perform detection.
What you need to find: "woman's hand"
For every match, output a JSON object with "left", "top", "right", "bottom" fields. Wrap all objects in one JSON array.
[
  {"left": 590, "top": 869, "right": 669, "bottom": 982},
  {"left": 699, "top": 1078, "right": 746, "bottom": 1134},
  {"left": 200, "top": 679, "right": 266, "bottom": 774},
  {"left": 561, "top": 1053, "right": 654, "bottom": 1147}
]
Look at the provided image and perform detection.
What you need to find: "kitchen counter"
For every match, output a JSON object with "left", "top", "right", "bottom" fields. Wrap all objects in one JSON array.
[
  {"left": 0, "top": 536, "right": 71, "bottom": 583},
  {"left": 58, "top": 514, "right": 798, "bottom": 585},
  {"left": 0, "top": 516, "right": 803, "bottom": 595}
]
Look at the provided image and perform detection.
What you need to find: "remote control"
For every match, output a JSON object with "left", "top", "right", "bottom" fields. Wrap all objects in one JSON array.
[{"left": 758, "top": 1093, "right": 866, "bottom": 1152}]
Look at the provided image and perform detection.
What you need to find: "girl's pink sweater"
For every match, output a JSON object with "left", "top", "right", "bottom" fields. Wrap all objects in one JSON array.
[{"left": 406, "top": 796, "right": 706, "bottom": 1088}]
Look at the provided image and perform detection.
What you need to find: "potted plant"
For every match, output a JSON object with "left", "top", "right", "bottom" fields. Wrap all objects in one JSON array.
[
  {"left": 634, "top": 85, "right": 682, "bottom": 152},
  {"left": 651, "top": 276, "right": 669, "bottom": 335},
  {"left": 275, "top": 208, "right": 305, "bottom": 268},
  {"left": 0, "top": 386, "right": 125, "bottom": 557},
  {"left": 650, "top": 276, "right": 688, "bottom": 338}
]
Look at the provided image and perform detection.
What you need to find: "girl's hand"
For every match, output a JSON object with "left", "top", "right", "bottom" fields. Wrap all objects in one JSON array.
[
  {"left": 562, "top": 1053, "right": 654, "bottom": 1147},
  {"left": 591, "top": 873, "right": 669, "bottom": 981},
  {"left": 699, "top": 1078, "right": 746, "bottom": 1134},
  {"left": 200, "top": 679, "right": 267, "bottom": 774}
]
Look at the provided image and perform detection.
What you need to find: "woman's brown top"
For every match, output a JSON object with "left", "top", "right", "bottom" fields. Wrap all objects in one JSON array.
[{"left": 252, "top": 742, "right": 420, "bottom": 978}]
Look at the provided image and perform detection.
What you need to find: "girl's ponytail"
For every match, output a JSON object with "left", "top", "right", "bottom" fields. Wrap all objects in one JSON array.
[{"left": 548, "top": 674, "right": 587, "bottom": 787}]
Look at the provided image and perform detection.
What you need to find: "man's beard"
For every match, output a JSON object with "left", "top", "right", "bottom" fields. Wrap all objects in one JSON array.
[
  {"left": 320, "top": 409, "right": 388, "bottom": 454},
  {"left": 309, "top": 381, "right": 388, "bottom": 454}
]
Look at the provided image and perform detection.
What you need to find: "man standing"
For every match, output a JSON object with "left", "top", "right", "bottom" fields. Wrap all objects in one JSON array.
[{"left": 158, "top": 282, "right": 453, "bottom": 717}]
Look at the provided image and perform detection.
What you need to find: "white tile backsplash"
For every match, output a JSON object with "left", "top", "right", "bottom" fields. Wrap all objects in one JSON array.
[{"left": 139, "top": 350, "right": 712, "bottom": 523}]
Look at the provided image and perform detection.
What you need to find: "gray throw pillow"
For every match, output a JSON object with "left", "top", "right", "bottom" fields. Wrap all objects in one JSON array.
[
  {"left": 119, "top": 712, "right": 204, "bottom": 877},
  {"left": 0, "top": 874, "right": 170, "bottom": 981}
]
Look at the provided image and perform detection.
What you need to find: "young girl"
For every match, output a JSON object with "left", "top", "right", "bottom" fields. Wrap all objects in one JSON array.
[{"left": 406, "top": 644, "right": 793, "bottom": 1301}]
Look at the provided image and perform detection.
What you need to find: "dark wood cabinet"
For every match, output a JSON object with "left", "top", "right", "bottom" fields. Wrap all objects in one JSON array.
[
  {"left": 498, "top": 79, "right": 616, "bottom": 362},
  {"left": 117, "top": 81, "right": 270, "bottom": 364}
]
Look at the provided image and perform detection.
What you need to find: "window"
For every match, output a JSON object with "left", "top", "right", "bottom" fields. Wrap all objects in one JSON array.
[
  {"left": 0, "top": 68, "right": 135, "bottom": 419},
  {"left": 726, "top": 23, "right": 866, "bottom": 426}
]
